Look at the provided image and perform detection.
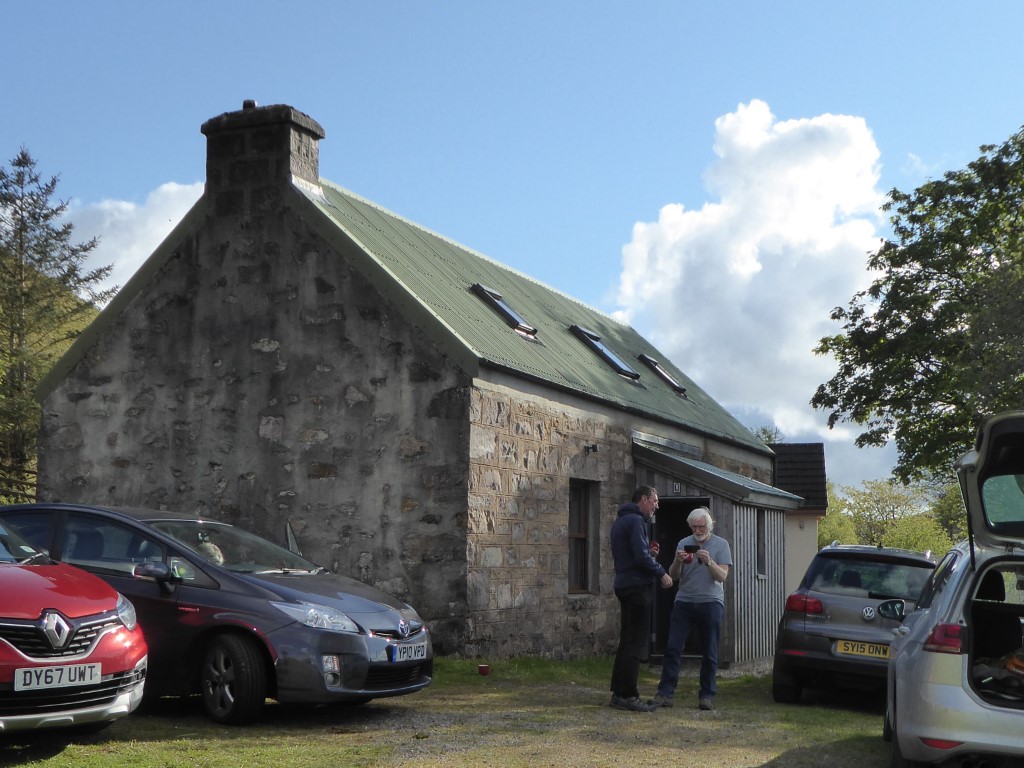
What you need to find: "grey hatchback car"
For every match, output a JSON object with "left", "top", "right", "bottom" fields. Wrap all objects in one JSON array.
[
  {"left": 883, "top": 411, "right": 1024, "bottom": 767},
  {"left": 0, "top": 503, "right": 432, "bottom": 725},
  {"left": 772, "top": 543, "right": 935, "bottom": 704}
]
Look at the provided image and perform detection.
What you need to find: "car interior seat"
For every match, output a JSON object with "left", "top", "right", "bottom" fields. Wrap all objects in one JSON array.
[
  {"left": 68, "top": 529, "right": 104, "bottom": 561},
  {"left": 972, "top": 570, "right": 1023, "bottom": 659},
  {"left": 838, "top": 570, "right": 862, "bottom": 589}
]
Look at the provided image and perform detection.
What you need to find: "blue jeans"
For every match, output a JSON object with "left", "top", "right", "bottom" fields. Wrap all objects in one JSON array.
[{"left": 657, "top": 600, "right": 724, "bottom": 701}]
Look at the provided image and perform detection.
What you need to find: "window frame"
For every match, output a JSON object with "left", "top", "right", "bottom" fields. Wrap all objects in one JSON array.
[{"left": 569, "top": 479, "right": 599, "bottom": 593}]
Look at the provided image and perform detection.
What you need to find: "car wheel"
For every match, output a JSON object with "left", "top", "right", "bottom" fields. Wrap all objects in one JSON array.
[
  {"left": 200, "top": 634, "right": 268, "bottom": 725},
  {"left": 770, "top": 659, "right": 803, "bottom": 704}
]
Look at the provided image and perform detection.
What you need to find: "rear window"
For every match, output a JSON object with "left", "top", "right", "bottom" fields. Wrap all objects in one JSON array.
[{"left": 804, "top": 554, "right": 934, "bottom": 601}]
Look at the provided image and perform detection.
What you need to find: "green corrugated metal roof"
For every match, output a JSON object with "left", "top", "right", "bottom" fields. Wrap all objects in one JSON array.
[{"left": 300, "top": 180, "right": 768, "bottom": 454}]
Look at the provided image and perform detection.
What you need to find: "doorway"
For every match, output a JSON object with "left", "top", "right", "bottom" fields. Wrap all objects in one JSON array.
[{"left": 650, "top": 496, "right": 710, "bottom": 659}]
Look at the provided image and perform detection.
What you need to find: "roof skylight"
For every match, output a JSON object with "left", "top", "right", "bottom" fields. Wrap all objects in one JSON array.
[
  {"left": 471, "top": 283, "right": 537, "bottom": 336},
  {"left": 570, "top": 325, "right": 640, "bottom": 379},
  {"left": 638, "top": 353, "right": 687, "bottom": 395}
]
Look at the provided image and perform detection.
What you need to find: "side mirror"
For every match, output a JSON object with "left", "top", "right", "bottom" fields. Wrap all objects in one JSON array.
[
  {"left": 877, "top": 598, "right": 906, "bottom": 622},
  {"left": 133, "top": 560, "right": 182, "bottom": 593}
]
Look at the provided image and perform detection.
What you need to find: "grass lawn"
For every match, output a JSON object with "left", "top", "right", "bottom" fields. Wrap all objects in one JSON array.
[{"left": 0, "top": 657, "right": 890, "bottom": 767}]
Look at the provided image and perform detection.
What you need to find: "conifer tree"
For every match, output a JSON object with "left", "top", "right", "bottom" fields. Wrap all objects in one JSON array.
[{"left": 0, "top": 148, "right": 114, "bottom": 491}]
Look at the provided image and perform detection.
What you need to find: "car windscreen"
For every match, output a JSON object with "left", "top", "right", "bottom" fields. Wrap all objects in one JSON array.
[
  {"left": 149, "top": 520, "right": 321, "bottom": 574},
  {"left": 804, "top": 554, "right": 934, "bottom": 601},
  {"left": 0, "top": 523, "right": 48, "bottom": 564}
]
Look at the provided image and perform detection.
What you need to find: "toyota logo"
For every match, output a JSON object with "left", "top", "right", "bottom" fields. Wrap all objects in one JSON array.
[
  {"left": 398, "top": 619, "right": 410, "bottom": 639},
  {"left": 862, "top": 606, "right": 876, "bottom": 622},
  {"left": 41, "top": 611, "right": 73, "bottom": 649}
]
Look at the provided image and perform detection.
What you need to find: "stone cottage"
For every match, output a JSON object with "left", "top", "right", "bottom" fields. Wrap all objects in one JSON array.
[{"left": 35, "top": 101, "right": 807, "bottom": 662}]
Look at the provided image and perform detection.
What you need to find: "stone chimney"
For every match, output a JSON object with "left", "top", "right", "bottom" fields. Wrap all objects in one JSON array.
[{"left": 200, "top": 100, "right": 326, "bottom": 216}]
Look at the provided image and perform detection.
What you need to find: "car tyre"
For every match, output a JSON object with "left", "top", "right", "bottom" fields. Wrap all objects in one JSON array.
[
  {"left": 201, "top": 634, "right": 268, "bottom": 725},
  {"left": 770, "top": 659, "right": 802, "bottom": 704}
]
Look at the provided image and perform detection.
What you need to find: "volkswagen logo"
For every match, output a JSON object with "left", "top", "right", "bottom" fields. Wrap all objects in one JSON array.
[
  {"left": 398, "top": 619, "right": 410, "bottom": 639},
  {"left": 862, "top": 606, "right": 877, "bottom": 622},
  {"left": 41, "top": 611, "right": 73, "bottom": 649}
]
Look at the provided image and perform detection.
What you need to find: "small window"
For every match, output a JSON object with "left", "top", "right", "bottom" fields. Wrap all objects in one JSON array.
[
  {"left": 569, "top": 479, "right": 600, "bottom": 593},
  {"left": 755, "top": 508, "right": 767, "bottom": 577},
  {"left": 570, "top": 325, "right": 639, "bottom": 379},
  {"left": 471, "top": 283, "right": 537, "bottom": 336},
  {"left": 638, "top": 354, "right": 687, "bottom": 395}
]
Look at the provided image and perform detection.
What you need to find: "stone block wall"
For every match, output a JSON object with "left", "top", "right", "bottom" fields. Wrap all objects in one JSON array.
[{"left": 465, "top": 381, "right": 637, "bottom": 658}]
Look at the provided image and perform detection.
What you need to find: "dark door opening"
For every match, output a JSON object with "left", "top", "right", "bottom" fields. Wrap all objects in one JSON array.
[{"left": 650, "top": 496, "right": 710, "bottom": 660}]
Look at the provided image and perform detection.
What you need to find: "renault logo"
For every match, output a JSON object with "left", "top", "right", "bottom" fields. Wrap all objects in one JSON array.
[
  {"left": 41, "top": 611, "right": 73, "bottom": 649},
  {"left": 398, "top": 619, "right": 410, "bottom": 639},
  {"left": 862, "top": 606, "right": 877, "bottom": 622}
]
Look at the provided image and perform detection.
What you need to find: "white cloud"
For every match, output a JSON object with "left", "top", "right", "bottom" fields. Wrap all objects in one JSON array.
[
  {"left": 615, "top": 99, "right": 893, "bottom": 487},
  {"left": 71, "top": 181, "right": 204, "bottom": 298}
]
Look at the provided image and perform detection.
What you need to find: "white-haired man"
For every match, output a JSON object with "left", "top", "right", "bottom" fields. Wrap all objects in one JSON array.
[{"left": 649, "top": 506, "right": 732, "bottom": 711}]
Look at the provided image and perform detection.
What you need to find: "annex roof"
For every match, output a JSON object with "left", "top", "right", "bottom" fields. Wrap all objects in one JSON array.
[{"left": 632, "top": 437, "right": 802, "bottom": 510}]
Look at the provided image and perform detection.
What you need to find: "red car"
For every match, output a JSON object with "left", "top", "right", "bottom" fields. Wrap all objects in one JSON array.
[{"left": 0, "top": 521, "right": 147, "bottom": 734}]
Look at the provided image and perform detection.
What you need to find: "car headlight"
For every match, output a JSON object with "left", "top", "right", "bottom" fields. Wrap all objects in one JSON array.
[
  {"left": 116, "top": 594, "right": 138, "bottom": 631},
  {"left": 271, "top": 601, "right": 360, "bottom": 633}
]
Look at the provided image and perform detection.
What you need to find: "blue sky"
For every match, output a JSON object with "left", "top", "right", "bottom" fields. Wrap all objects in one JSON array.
[{"left": 6, "top": 2, "right": 1024, "bottom": 490}]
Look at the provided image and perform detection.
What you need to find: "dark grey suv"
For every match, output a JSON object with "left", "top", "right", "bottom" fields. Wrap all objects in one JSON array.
[{"left": 772, "top": 543, "right": 935, "bottom": 703}]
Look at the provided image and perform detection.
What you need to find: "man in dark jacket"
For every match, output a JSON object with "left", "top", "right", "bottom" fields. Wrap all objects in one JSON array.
[{"left": 609, "top": 485, "right": 673, "bottom": 712}]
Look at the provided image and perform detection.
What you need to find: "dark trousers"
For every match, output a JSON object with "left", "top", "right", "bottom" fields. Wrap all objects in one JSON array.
[
  {"left": 610, "top": 585, "right": 652, "bottom": 698},
  {"left": 656, "top": 600, "right": 724, "bottom": 701}
]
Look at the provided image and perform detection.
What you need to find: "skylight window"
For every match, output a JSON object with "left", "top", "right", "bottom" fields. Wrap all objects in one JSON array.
[
  {"left": 638, "top": 353, "right": 687, "bottom": 395},
  {"left": 471, "top": 283, "right": 537, "bottom": 336},
  {"left": 570, "top": 325, "right": 640, "bottom": 379}
]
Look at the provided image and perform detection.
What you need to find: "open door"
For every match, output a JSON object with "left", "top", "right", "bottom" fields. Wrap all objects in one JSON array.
[{"left": 650, "top": 497, "right": 710, "bottom": 659}]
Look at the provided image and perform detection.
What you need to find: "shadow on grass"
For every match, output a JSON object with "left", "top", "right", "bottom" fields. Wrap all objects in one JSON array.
[{"left": 0, "top": 694, "right": 418, "bottom": 767}]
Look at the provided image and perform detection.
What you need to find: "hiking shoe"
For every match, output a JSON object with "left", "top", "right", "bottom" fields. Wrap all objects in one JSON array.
[
  {"left": 698, "top": 698, "right": 714, "bottom": 711},
  {"left": 648, "top": 692, "right": 674, "bottom": 708},
  {"left": 610, "top": 694, "right": 655, "bottom": 712}
]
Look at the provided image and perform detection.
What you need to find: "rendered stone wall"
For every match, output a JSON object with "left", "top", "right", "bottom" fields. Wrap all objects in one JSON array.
[{"left": 36, "top": 190, "right": 473, "bottom": 651}]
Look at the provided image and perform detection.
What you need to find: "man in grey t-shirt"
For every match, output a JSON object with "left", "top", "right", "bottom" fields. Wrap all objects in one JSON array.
[{"left": 649, "top": 506, "right": 732, "bottom": 711}]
